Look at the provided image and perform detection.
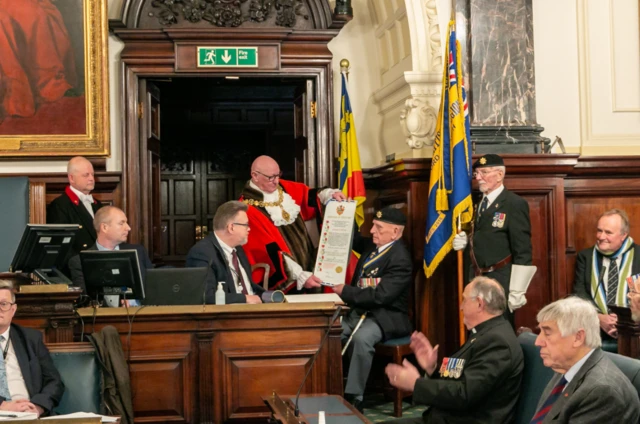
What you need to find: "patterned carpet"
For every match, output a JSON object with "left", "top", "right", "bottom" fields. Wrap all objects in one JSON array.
[{"left": 363, "top": 393, "right": 426, "bottom": 423}]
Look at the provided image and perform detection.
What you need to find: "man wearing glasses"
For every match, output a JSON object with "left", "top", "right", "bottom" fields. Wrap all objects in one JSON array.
[
  {"left": 186, "top": 201, "right": 265, "bottom": 304},
  {"left": 240, "top": 155, "right": 347, "bottom": 293},
  {"left": 452, "top": 154, "right": 532, "bottom": 324},
  {"left": 0, "top": 280, "right": 64, "bottom": 417}
]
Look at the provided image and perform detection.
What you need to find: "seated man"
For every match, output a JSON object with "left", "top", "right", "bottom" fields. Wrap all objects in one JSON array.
[
  {"left": 384, "top": 277, "right": 523, "bottom": 424},
  {"left": 573, "top": 209, "right": 640, "bottom": 341},
  {"left": 532, "top": 296, "right": 640, "bottom": 423},
  {"left": 0, "top": 280, "right": 64, "bottom": 417},
  {"left": 68, "top": 206, "right": 153, "bottom": 293},
  {"left": 186, "top": 201, "right": 264, "bottom": 304},
  {"left": 331, "top": 207, "right": 412, "bottom": 412}
]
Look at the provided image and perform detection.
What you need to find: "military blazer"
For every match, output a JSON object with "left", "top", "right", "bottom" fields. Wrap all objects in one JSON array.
[
  {"left": 339, "top": 236, "right": 412, "bottom": 340},
  {"left": 472, "top": 188, "right": 532, "bottom": 269},
  {"left": 415, "top": 316, "right": 524, "bottom": 424},
  {"left": 47, "top": 186, "right": 103, "bottom": 255},
  {"left": 534, "top": 349, "right": 640, "bottom": 423}
]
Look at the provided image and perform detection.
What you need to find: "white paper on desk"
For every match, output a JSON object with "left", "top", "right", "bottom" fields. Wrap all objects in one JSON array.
[
  {"left": 42, "top": 412, "right": 118, "bottom": 422},
  {"left": 313, "top": 201, "right": 356, "bottom": 285},
  {"left": 0, "top": 411, "right": 38, "bottom": 421},
  {"left": 285, "top": 293, "right": 344, "bottom": 304}
]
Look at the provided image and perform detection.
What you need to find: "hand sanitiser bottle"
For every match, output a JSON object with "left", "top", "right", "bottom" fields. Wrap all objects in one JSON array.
[{"left": 215, "top": 282, "right": 225, "bottom": 305}]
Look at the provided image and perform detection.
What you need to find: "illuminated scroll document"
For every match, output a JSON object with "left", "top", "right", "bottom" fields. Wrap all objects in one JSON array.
[{"left": 313, "top": 201, "right": 356, "bottom": 285}]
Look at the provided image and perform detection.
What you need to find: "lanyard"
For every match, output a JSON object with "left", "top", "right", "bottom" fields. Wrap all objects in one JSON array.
[{"left": 2, "top": 339, "right": 9, "bottom": 360}]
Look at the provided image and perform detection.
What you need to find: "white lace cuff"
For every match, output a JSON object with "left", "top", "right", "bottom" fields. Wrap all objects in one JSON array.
[{"left": 318, "top": 188, "right": 340, "bottom": 205}]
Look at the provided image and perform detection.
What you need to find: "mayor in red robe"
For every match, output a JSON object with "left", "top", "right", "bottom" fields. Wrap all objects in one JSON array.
[{"left": 240, "top": 156, "right": 347, "bottom": 293}]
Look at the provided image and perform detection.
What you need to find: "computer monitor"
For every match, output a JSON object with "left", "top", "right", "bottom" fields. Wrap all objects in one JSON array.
[
  {"left": 10, "top": 224, "right": 80, "bottom": 284},
  {"left": 142, "top": 267, "right": 209, "bottom": 306},
  {"left": 80, "top": 250, "right": 145, "bottom": 301}
]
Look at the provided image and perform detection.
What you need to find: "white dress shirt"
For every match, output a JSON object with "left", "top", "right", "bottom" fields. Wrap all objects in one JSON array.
[
  {"left": 481, "top": 184, "right": 505, "bottom": 209},
  {"left": 69, "top": 185, "right": 95, "bottom": 218},
  {"left": 214, "top": 234, "right": 253, "bottom": 295},
  {"left": 0, "top": 328, "right": 30, "bottom": 401}
]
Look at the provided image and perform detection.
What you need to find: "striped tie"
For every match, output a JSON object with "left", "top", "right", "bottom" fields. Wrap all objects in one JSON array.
[
  {"left": 607, "top": 259, "right": 619, "bottom": 305},
  {"left": 0, "top": 336, "right": 11, "bottom": 400},
  {"left": 530, "top": 376, "right": 567, "bottom": 423}
]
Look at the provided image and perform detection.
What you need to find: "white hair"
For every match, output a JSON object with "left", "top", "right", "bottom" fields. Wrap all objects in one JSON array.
[
  {"left": 468, "top": 276, "right": 506, "bottom": 315},
  {"left": 537, "top": 297, "right": 602, "bottom": 349}
]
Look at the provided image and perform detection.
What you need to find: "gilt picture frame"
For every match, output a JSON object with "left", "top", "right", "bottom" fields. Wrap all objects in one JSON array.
[{"left": 0, "top": 0, "right": 109, "bottom": 157}]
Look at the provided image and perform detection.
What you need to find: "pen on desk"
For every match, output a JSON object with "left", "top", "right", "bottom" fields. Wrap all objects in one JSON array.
[{"left": 0, "top": 413, "right": 18, "bottom": 417}]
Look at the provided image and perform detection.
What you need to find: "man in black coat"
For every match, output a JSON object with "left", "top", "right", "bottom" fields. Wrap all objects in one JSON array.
[
  {"left": 573, "top": 209, "right": 640, "bottom": 340},
  {"left": 384, "top": 277, "right": 523, "bottom": 424},
  {"left": 332, "top": 206, "right": 413, "bottom": 411},
  {"left": 68, "top": 206, "right": 153, "bottom": 294},
  {"left": 47, "top": 157, "right": 104, "bottom": 256},
  {"left": 453, "top": 154, "right": 532, "bottom": 321},
  {"left": 186, "top": 201, "right": 264, "bottom": 304},
  {"left": 0, "top": 280, "right": 64, "bottom": 417}
]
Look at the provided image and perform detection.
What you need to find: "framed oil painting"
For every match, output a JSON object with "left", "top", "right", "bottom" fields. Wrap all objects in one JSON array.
[{"left": 0, "top": 0, "right": 109, "bottom": 157}]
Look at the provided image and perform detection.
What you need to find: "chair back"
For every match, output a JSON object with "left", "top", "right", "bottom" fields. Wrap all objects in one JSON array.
[
  {"left": 48, "top": 342, "right": 102, "bottom": 414},
  {"left": 604, "top": 350, "right": 640, "bottom": 395},
  {"left": 515, "top": 332, "right": 554, "bottom": 424},
  {"left": 0, "top": 177, "right": 29, "bottom": 272}
]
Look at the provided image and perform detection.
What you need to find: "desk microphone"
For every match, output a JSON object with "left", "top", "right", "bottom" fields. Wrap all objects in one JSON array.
[{"left": 294, "top": 305, "right": 342, "bottom": 417}]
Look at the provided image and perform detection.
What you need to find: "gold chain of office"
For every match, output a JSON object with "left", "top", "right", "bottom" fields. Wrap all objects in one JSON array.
[{"left": 242, "top": 187, "right": 291, "bottom": 221}]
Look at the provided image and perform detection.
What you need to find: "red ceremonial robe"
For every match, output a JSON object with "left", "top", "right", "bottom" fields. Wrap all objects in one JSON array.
[{"left": 240, "top": 179, "right": 322, "bottom": 292}]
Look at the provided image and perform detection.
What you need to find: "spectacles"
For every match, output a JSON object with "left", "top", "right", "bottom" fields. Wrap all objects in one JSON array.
[
  {"left": 472, "top": 169, "right": 500, "bottom": 178},
  {"left": 0, "top": 301, "right": 15, "bottom": 312},
  {"left": 255, "top": 170, "right": 282, "bottom": 182},
  {"left": 233, "top": 222, "right": 250, "bottom": 228}
]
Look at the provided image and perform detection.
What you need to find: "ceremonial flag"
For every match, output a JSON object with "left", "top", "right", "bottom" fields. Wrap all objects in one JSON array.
[
  {"left": 423, "top": 21, "right": 474, "bottom": 278},
  {"left": 338, "top": 72, "right": 366, "bottom": 228}
]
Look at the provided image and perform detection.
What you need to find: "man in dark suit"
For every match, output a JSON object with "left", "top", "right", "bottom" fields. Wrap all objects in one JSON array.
[
  {"left": 532, "top": 296, "right": 640, "bottom": 423},
  {"left": 383, "top": 277, "right": 523, "bottom": 424},
  {"left": 68, "top": 206, "right": 153, "bottom": 293},
  {"left": 47, "top": 156, "right": 104, "bottom": 257},
  {"left": 0, "top": 280, "right": 64, "bottom": 417},
  {"left": 574, "top": 209, "right": 640, "bottom": 340},
  {"left": 186, "top": 201, "right": 264, "bottom": 304},
  {"left": 452, "top": 154, "right": 532, "bottom": 322},
  {"left": 331, "top": 206, "right": 413, "bottom": 412}
]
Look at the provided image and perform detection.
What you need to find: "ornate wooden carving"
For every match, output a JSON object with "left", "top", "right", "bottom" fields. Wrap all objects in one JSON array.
[{"left": 13, "top": 291, "right": 81, "bottom": 343}]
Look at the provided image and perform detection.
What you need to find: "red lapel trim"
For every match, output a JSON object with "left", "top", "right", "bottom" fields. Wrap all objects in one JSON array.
[{"left": 65, "top": 185, "right": 97, "bottom": 205}]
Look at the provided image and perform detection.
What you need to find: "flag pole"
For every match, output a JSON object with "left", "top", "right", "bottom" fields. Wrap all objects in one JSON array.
[
  {"left": 340, "top": 58, "right": 350, "bottom": 81},
  {"left": 457, "top": 216, "right": 466, "bottom": 345}
]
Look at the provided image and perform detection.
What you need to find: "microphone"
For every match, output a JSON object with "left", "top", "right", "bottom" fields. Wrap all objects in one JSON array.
[{"left": 294, "top": 305, "right": 342, "bottom": 417}]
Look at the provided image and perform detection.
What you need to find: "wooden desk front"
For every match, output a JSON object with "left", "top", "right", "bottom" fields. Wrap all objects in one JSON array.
[{"left": 77, "top": 303, "right": 344, "bottom": 424}]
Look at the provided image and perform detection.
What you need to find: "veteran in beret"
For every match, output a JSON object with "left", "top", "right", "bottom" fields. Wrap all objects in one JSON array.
[
  {"left": 452, "top": 154, "right": 533, "bottom": 324},
  {"left": 332, "top": 206, "right": 413, "bottom": 412}
]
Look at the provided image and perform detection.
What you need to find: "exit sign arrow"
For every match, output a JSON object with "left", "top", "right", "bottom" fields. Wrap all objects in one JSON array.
[{"left": 197, "top": 47, "right": 259, "bottom": 68}]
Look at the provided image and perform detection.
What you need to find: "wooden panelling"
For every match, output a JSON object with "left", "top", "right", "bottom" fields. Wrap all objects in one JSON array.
[
  {"left": 363, "top": 155, "right": 640, "bottom": 357},
  {"left": 77, "top": 303, "right": 344, "bottom": 424}
]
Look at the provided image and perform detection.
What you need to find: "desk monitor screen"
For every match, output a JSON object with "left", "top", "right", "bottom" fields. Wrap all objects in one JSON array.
[
  {"left": 10, "top": 224, "right": 79, "bottom": 284},
  {"left": 80, "top": 250, "right": 145, "bottom": 301},
  {"left": 143, "top": 267, "right": 209, "bottom": 306}
]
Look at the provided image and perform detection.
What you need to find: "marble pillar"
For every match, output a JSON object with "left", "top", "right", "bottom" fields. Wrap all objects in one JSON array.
[{"left": 457, "top": 0, "right": 548, "bottom": 153}]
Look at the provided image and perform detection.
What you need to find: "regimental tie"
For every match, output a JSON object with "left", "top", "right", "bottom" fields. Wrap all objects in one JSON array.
[
  {"left": 607, "top": 259, "right": 619, "bottom": 305},
  {"left": 530, "top": 376, "right": 567, "bottom": 424},
  {"left": 231, "top": 250, "right": 248, "bottom": 295},
  {"left": 477, "top": 197, "right": 489, "bottom": 223},
  {"left": 0, "top": 336, "right": 11, "bottom": 400}
]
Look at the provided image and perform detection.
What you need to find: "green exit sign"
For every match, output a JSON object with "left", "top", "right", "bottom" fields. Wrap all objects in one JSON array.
[{"left": 197, "top": 47, "right": 259, "bottom": 67}]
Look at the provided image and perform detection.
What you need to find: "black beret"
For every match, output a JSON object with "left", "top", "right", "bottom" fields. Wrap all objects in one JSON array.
[
  {"left": 374, "top": 206, "right": 406, "bottom": 226},
  {"left": 473, "top": 154, "right": 504, "bottom": 169}
]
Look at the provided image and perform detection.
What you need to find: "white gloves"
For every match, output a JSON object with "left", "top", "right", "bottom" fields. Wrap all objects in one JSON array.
[
  {"left": 508, "top": 292, "right": 527, "bottom": 313},
  {"left": 452, "top": 232, "right": 468, "bottom": 251},
  {"left": 283, "top": 255, "right": 312, "bottom": 291}
]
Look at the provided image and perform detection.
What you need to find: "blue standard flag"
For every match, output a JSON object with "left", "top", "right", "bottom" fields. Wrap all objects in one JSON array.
[{"left": 423, "top": 21, "right": 473, "bottom": 278}]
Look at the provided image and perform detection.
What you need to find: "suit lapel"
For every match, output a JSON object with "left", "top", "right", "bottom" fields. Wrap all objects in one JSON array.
[
  {"left": 351, "top": 246, "right": 377, "bottom": 285},
  {"left": 479, "top": 188, "right": 509, "bottom": 226},
  {"left": 545, "top": 349, "right": 604, "bottom": 422},
  {"left": 209, "top": 236, "right": 237, "bottom": 293},
  {"left": 9, "top": 328, "right": 33, "bottom": 396}
]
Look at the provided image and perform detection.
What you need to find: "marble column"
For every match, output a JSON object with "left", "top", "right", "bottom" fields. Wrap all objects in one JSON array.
[{"left": 457, "top": 0, "right": 549, "bottom": 153}]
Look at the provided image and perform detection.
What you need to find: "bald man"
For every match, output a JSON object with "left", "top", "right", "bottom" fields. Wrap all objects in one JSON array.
[
  {"left": 47, "top": 156, "right": 104, "bottom": 257},
  {"left": 240, "top": 155, "right": 346, "bottom": 293}
]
